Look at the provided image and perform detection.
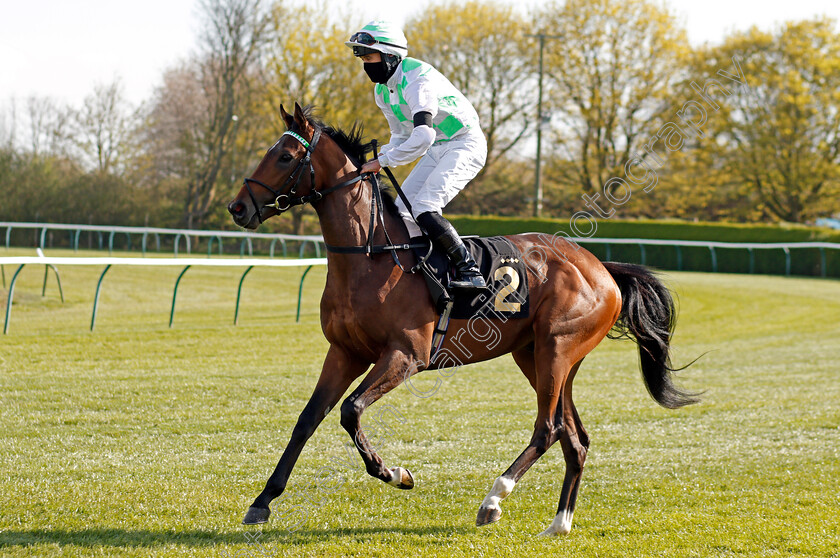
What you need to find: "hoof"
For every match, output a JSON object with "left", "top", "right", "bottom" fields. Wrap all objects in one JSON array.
[
  {"left": 243, "top": 506, "right": 271, "bottom": 525},
  {"left": 387, "top": 467, "right": 415, "bottom": 490},
  {"left": 476, "top": 506, "right": 502, "bottom": 526},
  {"left": 538, "top": 510, "right": 573, "bottom": 536},
  {"left": 537, "top": 524, "right": 571, "bottom": 537},
  {"left": 477, "top": 476, "right": 515, "bottom": 526}
]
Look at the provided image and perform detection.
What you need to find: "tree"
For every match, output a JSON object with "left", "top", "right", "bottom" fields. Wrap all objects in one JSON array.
[
  {"left": 72, "top": 78, "right": 135, "bottom": 174},
  {"left": 261, "top": 0, "right": 373, "bottom": 132},
  {"left": 408, "top": 1, "right": 533, "bottom": 177},
  {"left": 690, "top": 18, "right": 840, "bottom": 222},
  {"left": 174, "top": 0, "right": 271, "bottom": 229},
  {"left": 252, "top": 1, "right": 377, "bottom": 233},
  {"left": 140, "top": 0, "right": 271, "bottom": 229},
  {"left": 0, "top": 100, "right": 17, "bottom": 149},
  {"left": 535, "top": 0, "right": 690, "bottom": 200},
  {"left": 23, "top": 95, "right": 72, "bottom": 157}
]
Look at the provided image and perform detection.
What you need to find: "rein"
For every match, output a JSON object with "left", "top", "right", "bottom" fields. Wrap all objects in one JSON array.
[
  {"left": 244, "top": 128, "right": 429, "bottom": 271},
  {"left": 322, "top": 170, "right": 430, "bottom": 272},
  {"left": 243, "top": 124, "right": 451, "bottom": 357},
  {"left": 322, "top": 140, "right": 430, "bottom": 272}
]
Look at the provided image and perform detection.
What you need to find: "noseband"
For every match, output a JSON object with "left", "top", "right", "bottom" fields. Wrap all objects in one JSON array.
[{"left": 242, "top": 128, "right": 363, "bottom": 224}]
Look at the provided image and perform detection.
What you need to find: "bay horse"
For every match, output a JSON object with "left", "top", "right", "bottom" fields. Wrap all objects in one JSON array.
[{"left": 227, "top": 103, "right": 697, "bottom": 535}]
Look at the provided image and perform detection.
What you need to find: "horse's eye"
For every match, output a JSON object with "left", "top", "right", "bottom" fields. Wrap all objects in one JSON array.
[{"left": 278, "top": 153, "right": 293, "bottom": 164}]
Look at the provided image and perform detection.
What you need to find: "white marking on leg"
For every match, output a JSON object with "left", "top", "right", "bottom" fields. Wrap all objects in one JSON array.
[
  {"left": 538, "top": 509, "right": 574, "bottom": 536},
  {"left": 479, "top": 476, "right": 516, "bottom": 512}
]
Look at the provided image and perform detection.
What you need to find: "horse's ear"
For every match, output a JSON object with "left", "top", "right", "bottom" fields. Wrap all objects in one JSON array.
[
  {"left": 280, "top": 104, "right": 294, "bottom": 129},
  {"left": 293, "top": 102, "right": 313, "bottom": 135}
]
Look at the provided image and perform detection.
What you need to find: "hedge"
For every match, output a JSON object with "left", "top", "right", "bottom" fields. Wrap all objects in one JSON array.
[{"left": 449, "top": 216, "right": 840, "bottom": 278}]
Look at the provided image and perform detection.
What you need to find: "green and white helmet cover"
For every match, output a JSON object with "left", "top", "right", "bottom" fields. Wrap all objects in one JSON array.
[{"left": 345, "top": 20, "right": 408, "bottom": 58}]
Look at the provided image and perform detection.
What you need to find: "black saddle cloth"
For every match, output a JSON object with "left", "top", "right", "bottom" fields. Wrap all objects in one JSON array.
[{"left": 412, "top": 235, "right": 530, "bottom": 320}]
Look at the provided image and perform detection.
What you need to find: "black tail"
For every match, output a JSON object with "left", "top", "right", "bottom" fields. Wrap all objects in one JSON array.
[{"left": 603, "top": 262, "right": 700, "bottom": 409}]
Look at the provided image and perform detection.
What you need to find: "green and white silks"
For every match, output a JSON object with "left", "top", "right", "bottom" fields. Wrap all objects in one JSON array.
[
  {"left": 373, "top": 57, "right": 486, "bottom": 236},
  {"left": 375, "top": 57, "right": 482, "bottom": 169}
]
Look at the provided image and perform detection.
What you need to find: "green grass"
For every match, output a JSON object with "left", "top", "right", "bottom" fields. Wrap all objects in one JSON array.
[{"left": 1, "top": 248, "right": 839, "bottom": 557}]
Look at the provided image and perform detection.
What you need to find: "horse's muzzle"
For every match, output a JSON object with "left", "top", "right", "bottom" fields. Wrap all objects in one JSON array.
[{"left": 228, "top": 199, "right": 257, "bottom": 229}]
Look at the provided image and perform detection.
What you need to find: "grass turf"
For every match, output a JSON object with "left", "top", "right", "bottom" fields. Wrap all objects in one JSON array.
[{"left": 1, "top": 248, "right": 838, "bottom": 557}]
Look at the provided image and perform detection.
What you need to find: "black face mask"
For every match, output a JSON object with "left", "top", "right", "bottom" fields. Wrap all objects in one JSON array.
[
  {"left": 363, "top": 54, "right": 400, "bottom": 84},
  {"left": 364, "top": 61, "right": 391, "bottom": 84}
]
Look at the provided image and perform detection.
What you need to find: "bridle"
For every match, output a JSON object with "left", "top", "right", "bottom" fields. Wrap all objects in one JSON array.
[
  {"left": 241, "top": 126, "right": 431, "bottom": 272},
  {"left": 242, "top": 127, "right": 363, "bottom": 224},
  {"left": 241, "top": 124, "right": 452, "bottom": 360}
]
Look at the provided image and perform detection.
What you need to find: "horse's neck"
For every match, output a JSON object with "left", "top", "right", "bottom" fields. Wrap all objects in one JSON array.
[{"left": 315, "top": 175, "right": 410, "bottom": 272}]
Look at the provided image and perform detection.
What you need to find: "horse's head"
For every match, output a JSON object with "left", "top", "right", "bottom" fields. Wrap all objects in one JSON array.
[{"left": 228, "top": 102, "right": 329, "bottom": 229}]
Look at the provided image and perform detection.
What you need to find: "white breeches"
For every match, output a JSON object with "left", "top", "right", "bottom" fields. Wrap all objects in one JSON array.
[{"left": 393, "top": 132, "right": 487, "bottom": 237}]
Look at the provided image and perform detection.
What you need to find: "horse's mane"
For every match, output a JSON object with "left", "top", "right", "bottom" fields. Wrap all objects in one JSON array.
[
  {"left": 293, "top": 104, "right": 401, "bottom": 217},
  {"left": 295, "top": 105, "right": 371, "bottom": 166}
]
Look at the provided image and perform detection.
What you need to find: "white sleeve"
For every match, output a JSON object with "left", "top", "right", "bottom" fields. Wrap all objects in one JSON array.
[
  {"left": 375, "top": 89, "right": 410, "bottom": 156},
  {"left": 379, "top": 135, "right": 407, "bottom": 155},
  {"left": 379, "top": 125, "right": 436, "bottom": 167},
  {"left": 379, "top": 75, "right": 440, "bottom": 167}
]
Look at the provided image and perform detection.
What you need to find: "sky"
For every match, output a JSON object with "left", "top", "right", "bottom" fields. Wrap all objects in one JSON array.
[{"left": 1, "top": 0, "right": 839, "bottom": 109}]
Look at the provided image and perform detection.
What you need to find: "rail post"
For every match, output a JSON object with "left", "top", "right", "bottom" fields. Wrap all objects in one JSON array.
[
  {"left": 90, "top": 265, "right": 113, "bottom": 331},
  {"left": 174, "top": 234, "right": 191, "bottom": 257},
  {"left": 208, "top": 236, "right": 223, "bottom": 257},
  {"left": 41, "top": 264, "right": 65, "bottom": 303},
  {"left": 3, "top": 264, "right": 26, "bottom": 334},
  {"left": 239, "top": 238, "right": 253, "bottom": 258},
  {"left": 269, "top": 238, "right": 287, "bottom": 258},
  {"left": 169, "top": 266, "right": 192, "bottom": 327},
  {"left": 234, "top": 266, "right": 255, "bottom": 325}
]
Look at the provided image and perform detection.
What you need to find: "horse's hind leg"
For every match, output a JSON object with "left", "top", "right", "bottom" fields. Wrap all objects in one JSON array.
[
  {"left": 476, "top": 346, "right": 574, "bottom": 526},
  {"left": 539, "top": 361, "right": 589, "bottom": 536}
]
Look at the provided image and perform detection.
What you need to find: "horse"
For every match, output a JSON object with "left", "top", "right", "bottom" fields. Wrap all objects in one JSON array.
[{"left": 227, "top": 102, "right": 698, "bottom": 535}]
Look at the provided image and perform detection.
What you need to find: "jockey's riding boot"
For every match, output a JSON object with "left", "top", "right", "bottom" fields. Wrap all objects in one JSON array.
[
  {"left": 440, "top": 232, "right": 487, "bottom": 290},
  {"left": 417, "top": 211, "right": 487, "bottom": 290}
]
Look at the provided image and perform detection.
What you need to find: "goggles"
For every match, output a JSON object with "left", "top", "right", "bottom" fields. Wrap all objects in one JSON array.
[{"left": 348, "top": 31, "right": 405, "bottom": 50}]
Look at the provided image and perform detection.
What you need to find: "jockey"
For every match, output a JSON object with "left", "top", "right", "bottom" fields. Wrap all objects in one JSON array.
[{"left": 346, "top": 20, "right": 488, "bottom": 290}]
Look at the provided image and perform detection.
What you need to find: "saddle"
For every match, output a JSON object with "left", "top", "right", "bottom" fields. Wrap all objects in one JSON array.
[
  {"left": 365, "top": 162, "right": 530, "bottom": 354},
  {"left": 408, "top": 234, "right": 530, "bottom": 358},
  {"left": 411, "top": 234, "right": 530, "bottom": 319}
]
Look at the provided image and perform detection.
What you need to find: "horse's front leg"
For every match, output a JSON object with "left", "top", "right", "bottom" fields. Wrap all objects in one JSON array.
[
  {"left": 339, "top": 347, "right": 419, "bottom": 489},
  {"left": 243, "top": 345, "right": 367, "bottom": 524}
]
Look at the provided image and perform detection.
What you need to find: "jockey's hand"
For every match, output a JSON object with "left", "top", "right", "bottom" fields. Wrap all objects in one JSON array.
[{"left": 360, "top": 159, "right": 382, "bottom": 175}]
